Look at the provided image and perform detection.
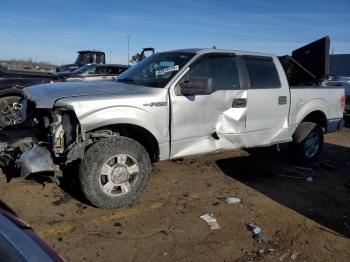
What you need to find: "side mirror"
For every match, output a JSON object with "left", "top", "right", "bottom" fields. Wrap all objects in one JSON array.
[{"left": 179, "top": 77, "right": 213, "bottom": 96}]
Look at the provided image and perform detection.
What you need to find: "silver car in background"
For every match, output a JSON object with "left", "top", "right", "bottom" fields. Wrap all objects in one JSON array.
[{"left": 56, "top": 64, "right": 130, "bottom": 82}]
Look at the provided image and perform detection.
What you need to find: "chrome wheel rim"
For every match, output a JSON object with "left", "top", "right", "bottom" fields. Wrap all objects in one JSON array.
[
  {"left": 99, "top": 153, "right": 139, "bottom": 196},
  {"left": 304, "top": 131, "right": 320, "bottom": 158}
]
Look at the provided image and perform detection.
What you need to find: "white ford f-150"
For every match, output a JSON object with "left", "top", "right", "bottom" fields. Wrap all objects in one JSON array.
[{"left": 0, "top": 38, "right": 345, "bottom": 209}]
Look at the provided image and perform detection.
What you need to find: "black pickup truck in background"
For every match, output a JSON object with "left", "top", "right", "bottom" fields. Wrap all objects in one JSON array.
[
  {"left": 56, "top": 50, "right": 106, "bottom": 72},
  {"left": 0, "top": 65, "right": 60, "bottom": 127}
]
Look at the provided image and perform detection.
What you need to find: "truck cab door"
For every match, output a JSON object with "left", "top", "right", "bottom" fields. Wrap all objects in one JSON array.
[
  {"left": 169, "top": 53, "right": 247, "bottom": 158},
  {"left": 242, "top": 55, "right": 291, "bottom": 145}
]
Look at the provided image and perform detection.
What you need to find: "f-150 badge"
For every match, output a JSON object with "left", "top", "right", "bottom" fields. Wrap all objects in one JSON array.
[{"left": 143, "top": 102, "right": 167, "bottom": 107}]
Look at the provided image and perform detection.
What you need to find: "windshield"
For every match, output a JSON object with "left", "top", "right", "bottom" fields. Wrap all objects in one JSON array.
[
  {"left": 116, "top": 52, "right": 195, "bottom": 88},
  {"left": 74, "top": 53, "right": 88, "bottom": 65}
]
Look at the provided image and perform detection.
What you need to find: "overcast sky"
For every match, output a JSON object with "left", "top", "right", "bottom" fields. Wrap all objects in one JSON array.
[{"left": 0, "top": 0, "right": 349, "bottom": 65}]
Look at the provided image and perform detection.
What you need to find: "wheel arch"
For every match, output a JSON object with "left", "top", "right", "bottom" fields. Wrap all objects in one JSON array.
[
  {"left": 90, "top": 123, "right": 160, "bottom": 163},
  {"left": 291, "top": 110, "right": 327, "bottom": 144},
  {"left": 300, "top": 110, "right": 327, "bottom": 131},
  {"left": 0, "top": 87, "right": 24, "bottom": 98}
]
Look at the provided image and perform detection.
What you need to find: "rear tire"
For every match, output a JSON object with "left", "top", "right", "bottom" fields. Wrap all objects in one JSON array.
[
  {"left": 79, "top": 137, "right": 151, "bottom": 209},
  {"left": 291, "top": 122, "right": 323, "bottom": 163}
]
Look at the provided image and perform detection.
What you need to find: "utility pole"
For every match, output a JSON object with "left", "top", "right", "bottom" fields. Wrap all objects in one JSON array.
[
  {"left": 127, "top": 35, "right": 130, "bottom": 65},
  {"left": 109, "top": 51, "right": 112, "bottom": 64}
]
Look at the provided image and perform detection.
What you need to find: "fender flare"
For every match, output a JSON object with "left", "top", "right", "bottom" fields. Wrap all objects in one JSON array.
[{"left": 292, "top": 122, "right": 317, "bottom": 143}]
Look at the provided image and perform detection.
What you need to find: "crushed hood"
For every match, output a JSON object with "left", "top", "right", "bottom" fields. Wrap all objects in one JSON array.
[{"left": 24, "top": 81, "right": 148, "bottom": 108}]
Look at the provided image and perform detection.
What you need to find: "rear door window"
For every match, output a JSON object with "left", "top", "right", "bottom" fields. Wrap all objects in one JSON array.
[{"left": 244, "top": 57, "right": 281, "bottom": 88}]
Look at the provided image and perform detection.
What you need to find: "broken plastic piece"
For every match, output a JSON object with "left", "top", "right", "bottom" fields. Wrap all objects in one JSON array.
[
  {"left": 320, "top": 161, "right": 335, "bottom": 171},
  {"left": 226, "top": 197, "right": 241, "bottom": 204},
  {"left": 290, "top": 252, "right": 301, "bottom": 260},
  {"left": 17, "top": 145, "right": 56, "bottom": 177},
  {"left": 200, "top": 214, "right": 220, "bottom": 230},
  {"left": 246, "top": 223, "right": 261, "bottom": 236},
  {"left": 246, "top": 223, "right": 270, "bottom": 242},
  {"left": 306, "top": 176, "right": 314, "bottom": 182}
]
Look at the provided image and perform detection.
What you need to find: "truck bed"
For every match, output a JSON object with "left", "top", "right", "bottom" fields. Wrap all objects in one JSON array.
[{"left": 289, "top": 85, "right": 344, "bottom": 132}]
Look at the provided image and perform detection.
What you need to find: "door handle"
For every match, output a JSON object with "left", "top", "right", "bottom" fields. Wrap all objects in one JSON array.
[
  {"left": 278, "top": 96, "right": 287, "bottom": 105},
  {"left": 232, "top": 98, "right": 247, "bottom": 108}
]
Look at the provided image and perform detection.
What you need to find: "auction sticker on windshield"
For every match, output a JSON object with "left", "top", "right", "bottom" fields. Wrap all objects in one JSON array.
[{"left": 155, "top": 65, "right": 179, "bottom": 77}]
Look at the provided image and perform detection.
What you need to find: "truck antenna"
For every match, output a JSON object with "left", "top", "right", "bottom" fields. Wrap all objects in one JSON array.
[{"left": 127, "top": 35, "right": 130, "bottom": 65}]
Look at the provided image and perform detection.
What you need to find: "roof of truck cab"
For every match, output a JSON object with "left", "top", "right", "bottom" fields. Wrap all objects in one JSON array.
[
  {"left": 168, "top": 48, "right": 275, "bottom": 57},
  {"left": 78, "top": 50, "right": 105, "bottom": 54}
]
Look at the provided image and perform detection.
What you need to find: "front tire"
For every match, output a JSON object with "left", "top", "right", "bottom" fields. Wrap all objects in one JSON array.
[
  {"left": 0, "top": 96, "right": 23, "bottom": 128},
  {"left": 79, "top": 137, "right": 151, "bottom": 209},
  {"left": 291, "top": 122, "right": 323, "bottom": 163}
]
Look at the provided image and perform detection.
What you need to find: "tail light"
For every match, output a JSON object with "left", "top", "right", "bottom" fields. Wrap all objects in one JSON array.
[{"left": 340, "top": 95, "right": 346, "bottom": 111}]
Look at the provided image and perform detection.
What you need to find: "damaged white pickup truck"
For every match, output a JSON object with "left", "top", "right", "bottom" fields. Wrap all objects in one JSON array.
[{"left": 0, "top": 39, "right": 346, "bottom": 209}]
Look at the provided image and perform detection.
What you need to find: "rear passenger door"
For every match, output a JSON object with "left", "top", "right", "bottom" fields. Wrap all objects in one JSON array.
[{"left": 243, "top": 56, "right": 290, "bottom": 144}]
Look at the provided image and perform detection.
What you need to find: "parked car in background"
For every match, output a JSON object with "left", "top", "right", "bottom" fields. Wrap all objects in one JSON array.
[
  {"left": 56, "top": 64, "right": 130, "bottom": 82},
  {"left": 0, "top": 65, "right": 60, "bottom": 128},
  {"left": 0, "top": 208, "right": 63, "bottom": 261}
]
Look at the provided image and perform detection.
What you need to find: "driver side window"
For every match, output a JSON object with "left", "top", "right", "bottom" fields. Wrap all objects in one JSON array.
[{"left": 183, "top": 54, "right": 240, "bottom": 91}]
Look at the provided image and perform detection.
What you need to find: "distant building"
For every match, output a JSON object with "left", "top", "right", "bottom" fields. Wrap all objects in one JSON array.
[{"left": 330, "top": 54, "right": 350, "bottom": 76}]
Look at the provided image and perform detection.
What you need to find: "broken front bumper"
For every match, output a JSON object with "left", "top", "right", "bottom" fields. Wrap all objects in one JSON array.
[
  {"left": 17, "top": 145, "right": 57, "bottom": 178},
  {"left": 0, "top": 129, "right": 58, "bottom": 178}
]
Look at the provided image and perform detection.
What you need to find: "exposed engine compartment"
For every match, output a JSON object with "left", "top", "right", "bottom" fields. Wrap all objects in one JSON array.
[{"left": 0, "top": 101, "right": 83, "bottom": 178}]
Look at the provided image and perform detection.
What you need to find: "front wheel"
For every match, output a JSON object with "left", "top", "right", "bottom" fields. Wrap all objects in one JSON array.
[
  {"left": 79, "top": 137, "right": 151, "bottom": 209},
  {"left": 291, "top": 122, "right": 324, "bottom": 163},
  {"left": 0, "top": 96, "right": 23, "bottom": 128}
]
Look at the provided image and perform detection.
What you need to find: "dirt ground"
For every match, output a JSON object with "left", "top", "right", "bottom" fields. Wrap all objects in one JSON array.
[{"left": 1, "top": 116, "right": 350, "bottom": 262}]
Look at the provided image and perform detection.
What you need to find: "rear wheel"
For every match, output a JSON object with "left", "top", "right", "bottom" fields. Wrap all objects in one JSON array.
[
  {"left": 79, "top": 137, "right": 151, "bottom": 209},
  {"left": 291, "top": 122, "right": 323, "bottom": 163},
  {"left": 0, "top": 96, "right": 23, "bottom": 128}
]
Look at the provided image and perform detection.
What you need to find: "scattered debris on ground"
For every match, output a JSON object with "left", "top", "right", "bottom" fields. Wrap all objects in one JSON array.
[
  {"left": 51, "top": 193, "right": 71, "bottom": 206},
  {"left": 200, "top": 213, "right": 220, "bottom": 230},
  {"left": 320, "top": 161, "right": 335, "bottom": 171},
  {"left": 246, "top": 223, "right": 271, "bottom": 243},
  {"left": 290, "top": 251, "right": 301, "bottom": 260},
  {"left": 226, "top": 196, "right": 241, "bottom": 204},
  {"left": 278, "top": 166, "right": 314, "bottom": 180},
  {"left": 306, "top": 176, "right": 314, "bottom": 182}
]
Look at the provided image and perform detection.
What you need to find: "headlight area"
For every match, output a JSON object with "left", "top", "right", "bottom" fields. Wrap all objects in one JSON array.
[
  {"left": 0, "top": 107, "right": 84, "bottom": 179},
  {"left": 36, "top": 108, "right": 84, "bottom": 162}
]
